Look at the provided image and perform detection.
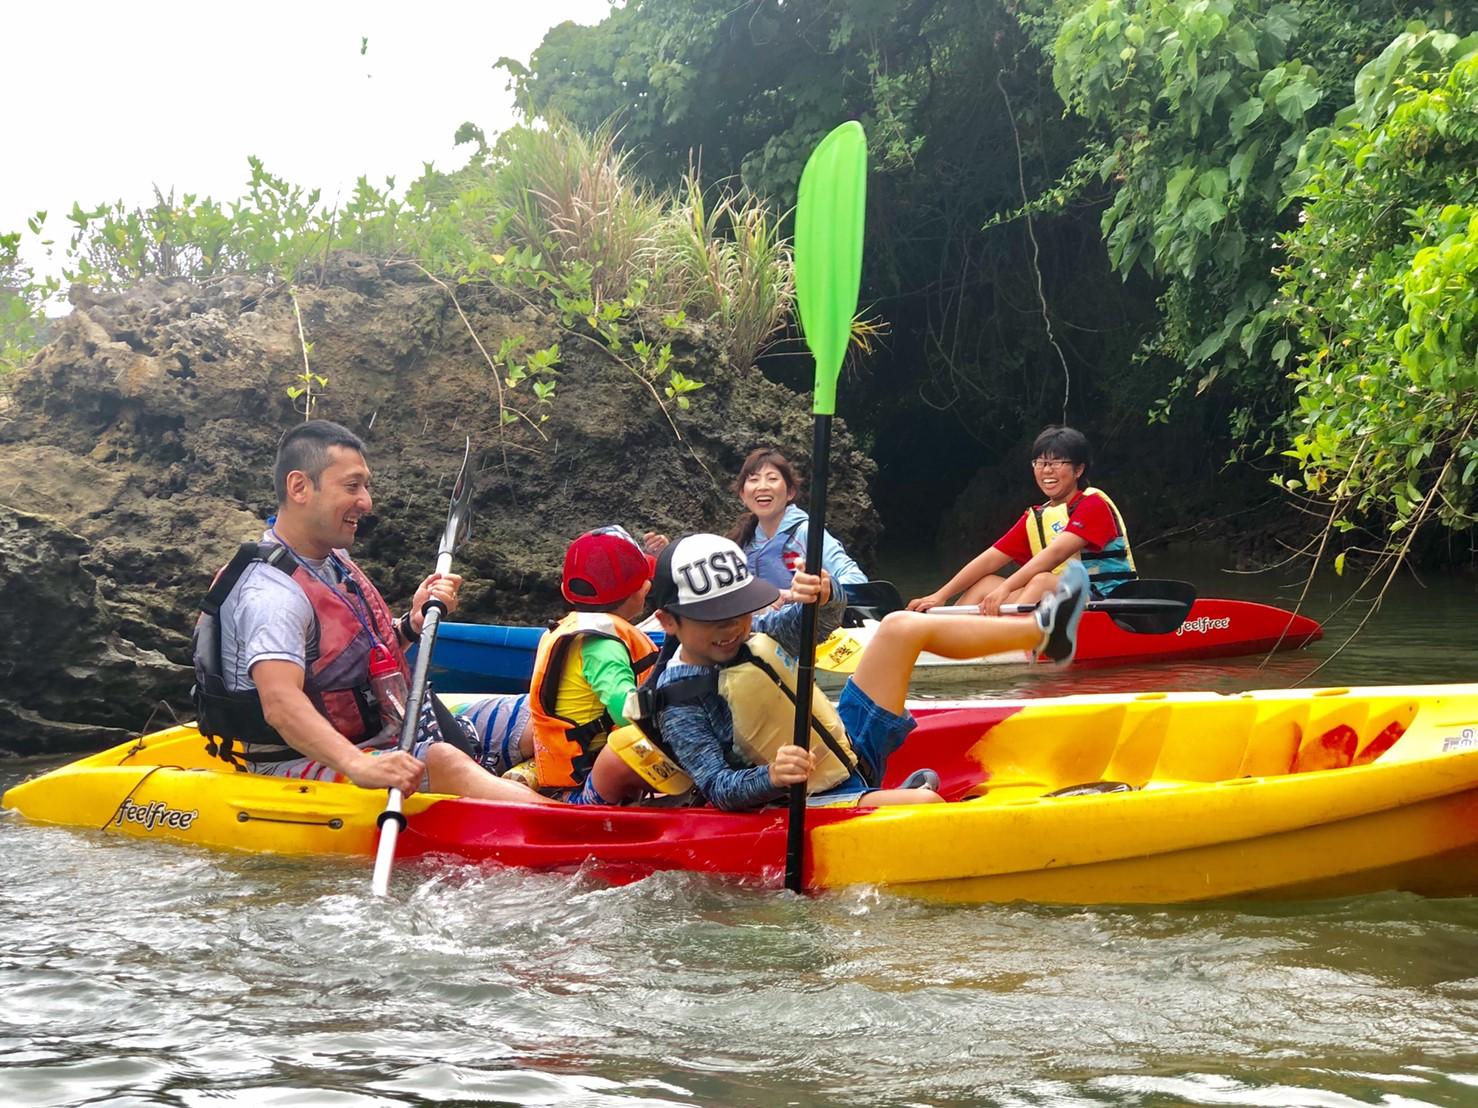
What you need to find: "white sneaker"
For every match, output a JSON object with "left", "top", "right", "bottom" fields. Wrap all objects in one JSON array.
[{"left": 1035, "top": 561, "right": 1090, "bottom": 664}]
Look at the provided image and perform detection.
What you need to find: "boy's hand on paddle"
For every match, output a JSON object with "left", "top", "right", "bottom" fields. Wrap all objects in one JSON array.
[
  {"left": 978, "top": 583, "right": 1011, "bottom": 617},
  {"left": 349, "top": 750, "right": 424, "bottom": 795},
  {"left": 411, "top": 572, "right": 463, "bottom": 630},
  {"left": 641, "top": 532, "right": 670, "bottom": 555},
  {"left": 787, "top": 568, "right": 832, "bottom": 606},
  {"left": 906, "top": 590, "right": 946, "bottom": 612},
  {"left": 769, "top": 744, "right": 816, "bottom": 787}
]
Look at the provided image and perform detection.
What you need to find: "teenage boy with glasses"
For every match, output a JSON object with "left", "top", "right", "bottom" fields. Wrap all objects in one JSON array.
[{"left": 907, "top": 426, "right": 1137, "bottom": 616}]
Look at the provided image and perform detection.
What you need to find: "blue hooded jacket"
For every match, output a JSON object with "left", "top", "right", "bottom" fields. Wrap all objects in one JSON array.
[{"left": 743, "top": 504, "right": 867, "bottom": 590}]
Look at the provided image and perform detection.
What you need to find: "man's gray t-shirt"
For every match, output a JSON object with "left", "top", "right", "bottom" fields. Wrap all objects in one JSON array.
[
  {"left": 218, "top": 550, "right": 336, "bottom": 692},
  {"left": 212, "top": 541, "right": 443, "bottom": 780}
]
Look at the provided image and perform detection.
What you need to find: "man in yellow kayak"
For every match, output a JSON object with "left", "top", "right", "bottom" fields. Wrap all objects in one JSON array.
[
  {"left": 907, "top": 426, "right": 1136, "bottom": 616},
  {"left": 190, "top": 419, "right": 548, "bottom": 803}
]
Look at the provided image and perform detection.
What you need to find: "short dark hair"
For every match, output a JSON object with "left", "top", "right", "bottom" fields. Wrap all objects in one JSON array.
[
  {"left": 1031, "top": 425, "right": 1090, "bottom": 472},
  {"left": 274, "top": 420, "right": 367, "bottom": 503}
]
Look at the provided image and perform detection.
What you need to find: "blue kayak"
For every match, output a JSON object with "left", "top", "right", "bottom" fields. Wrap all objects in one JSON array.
[{"left": 416, "top": 622, "right": 549, "bottom": 693}]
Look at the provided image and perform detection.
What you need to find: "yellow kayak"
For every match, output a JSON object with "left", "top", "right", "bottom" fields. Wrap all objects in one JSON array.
[{"left": 7, "top": 683, "right": 1478, "bottom": 904}]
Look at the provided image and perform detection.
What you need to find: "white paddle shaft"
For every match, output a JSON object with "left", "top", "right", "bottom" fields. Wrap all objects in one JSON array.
[{"left": 926, "top": 604, "right": 1034, "bottom": 616}]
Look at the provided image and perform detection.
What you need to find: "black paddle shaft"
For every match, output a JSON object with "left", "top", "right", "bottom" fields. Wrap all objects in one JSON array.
[{"left": 785, "top": 416, "right": 832, "bottom": 893}]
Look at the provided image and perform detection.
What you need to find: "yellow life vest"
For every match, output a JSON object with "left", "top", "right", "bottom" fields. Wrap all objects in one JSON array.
[
  {"left": 718, "top": 634, "right": 860, "bottom": 793},
  {"left": 622, "top": 634, "right": 869, "bottom": 800},
  {"left": 620, "top": 629, "right": 869, "bottom": 803},
  {"left": 1026, "top": 486, "right": 1138, "bottom": 587}
]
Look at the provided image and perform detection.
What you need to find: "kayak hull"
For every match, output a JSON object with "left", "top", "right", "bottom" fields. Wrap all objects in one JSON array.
[
  {"left": 816, "top": 598, "right": 1324, "bottom": 674},
  {"left": 7, "top": 682, "right": 1478, "bottom": 905}
]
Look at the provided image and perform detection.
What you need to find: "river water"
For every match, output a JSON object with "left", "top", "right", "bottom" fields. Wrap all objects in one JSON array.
[{"left": 4, "top": 551, "right": 1478, "bottom": 1106}]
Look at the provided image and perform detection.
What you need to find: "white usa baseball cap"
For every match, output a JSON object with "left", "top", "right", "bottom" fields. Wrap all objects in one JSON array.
[{"left": 650, "top": 533, "right": 780, "bottom": 620}]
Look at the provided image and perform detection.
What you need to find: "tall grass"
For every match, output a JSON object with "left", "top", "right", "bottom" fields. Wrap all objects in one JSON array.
[
  {"left": 489, "top": 121, "right": 665, "bottom": 306},
  {"left": 6, "top": 117, "right": 797, "bottom": 371},
  {"left": 648, "top": 171, "right": 793, "bottom": 371}
]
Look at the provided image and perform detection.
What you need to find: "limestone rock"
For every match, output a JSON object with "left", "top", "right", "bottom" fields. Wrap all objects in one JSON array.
[{"left": 0, "top": 256, "right": 878, "bottom": 752}]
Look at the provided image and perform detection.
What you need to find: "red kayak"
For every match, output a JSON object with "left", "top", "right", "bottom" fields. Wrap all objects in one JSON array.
[
  {"left": 813, "top": 597, "right": 1323, "bottom": 673},
  {"left": 1063, "top": 597, "right": 1323, "bottom": 666}
]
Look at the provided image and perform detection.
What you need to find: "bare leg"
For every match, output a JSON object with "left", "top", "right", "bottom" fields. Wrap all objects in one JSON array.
[
  {"left": 858, "top": 788, "right": 945, "bottom": 807},
  {"left": 425, "top": 742, "right": 556, "bottom": 803},
  {"left": 587, "top": 744, "right": 649, "bottom": 804},
  {"left": 851, "top": 610, "right": 1043, "bottom": 715},
  {"left": 958, "top": 573, "right": 1010, "bottom": 606},
  {"left": 1014, "top": 572, "right": 1061, "bottom": 607}
]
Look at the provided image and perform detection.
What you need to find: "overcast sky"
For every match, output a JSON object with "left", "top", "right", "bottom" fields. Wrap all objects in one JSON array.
[{"left": 2, "top": 0, "right": 614, "bottom": 277}]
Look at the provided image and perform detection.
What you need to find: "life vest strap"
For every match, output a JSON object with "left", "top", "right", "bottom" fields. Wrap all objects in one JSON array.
[{"left": 739, "top": 649, "right": 865, "bottom": 780}]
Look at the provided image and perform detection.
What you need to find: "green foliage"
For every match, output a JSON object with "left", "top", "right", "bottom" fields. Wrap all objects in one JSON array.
[
  {"left": 0, "top": 219, "right": 59, "bottom": 375},
  {"left": 664, "top": 368, "right": 706, "bottom": 409},
  {"left": 511, "top": 0, "right": 1145, "bottom": 478},
  {"left": 64, "top": 163, "right": 351, "bottom": 287},
  {"left": 492, "top": 334, "right": 562, "bottom": 429},
  {"left": 1050, "top": 0, "right": 1328, "bottom": 447},
  {"left": 648, "top": 172, "right": 793, "bottom": 373},
  {"left": 486, "top": 121, "right": 665, "bottom": 305},
  {"left": 1279, "top": 27, "right": 1478, "bottom": 536},
  {"left": 0, "top": 115, "right": 805, "bottom": 433},
  {"left": 1039, "top": 1, "right": 1462, "bottom": 458}
]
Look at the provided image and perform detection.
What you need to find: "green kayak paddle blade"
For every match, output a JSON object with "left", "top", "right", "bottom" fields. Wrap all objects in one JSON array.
[{"left": 794, "top": 121, "right": 867, "bottom": 417}]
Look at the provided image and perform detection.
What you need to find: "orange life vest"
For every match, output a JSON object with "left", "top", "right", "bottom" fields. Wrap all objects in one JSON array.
[{"left": 530, "top": 611, "right": 658, "bottom": 787}]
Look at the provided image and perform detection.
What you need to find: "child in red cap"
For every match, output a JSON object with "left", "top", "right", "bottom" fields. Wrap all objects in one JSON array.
[{"left": 520, "top": 526, "right": 661, "bottom": 804}]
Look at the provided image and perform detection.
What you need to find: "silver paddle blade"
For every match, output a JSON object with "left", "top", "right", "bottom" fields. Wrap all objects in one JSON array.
[{"left": 440, "top": 437, "right": 475, "bottom": 556}]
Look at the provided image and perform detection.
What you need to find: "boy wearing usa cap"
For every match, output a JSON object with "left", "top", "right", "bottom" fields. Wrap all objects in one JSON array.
[{"left": 646, "top": 533, "right": 1088, "bottom": 811}]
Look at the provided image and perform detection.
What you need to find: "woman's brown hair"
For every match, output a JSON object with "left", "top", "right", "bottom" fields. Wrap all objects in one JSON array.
[{"left": 727, "top": 447, "right": 802, "bottom": 548}]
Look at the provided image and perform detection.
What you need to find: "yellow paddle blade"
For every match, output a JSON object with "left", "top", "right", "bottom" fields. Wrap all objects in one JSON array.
[{"left": 815, "top": 628, "right": 865, "bottom": 675}]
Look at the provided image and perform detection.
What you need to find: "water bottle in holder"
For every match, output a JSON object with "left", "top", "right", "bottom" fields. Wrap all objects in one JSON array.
[{"left": 367, "top": 643, "right": 409, "bottom": 731}]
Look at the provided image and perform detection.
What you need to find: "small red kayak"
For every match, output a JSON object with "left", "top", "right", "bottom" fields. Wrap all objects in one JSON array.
[{"left": 812, "top": 596, "right": 1323, "bottom": 673}]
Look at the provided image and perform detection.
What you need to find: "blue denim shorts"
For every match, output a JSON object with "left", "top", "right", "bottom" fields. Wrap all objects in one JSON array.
[{"left": 807, "top": 680, "right": 917, "bottom": 806}]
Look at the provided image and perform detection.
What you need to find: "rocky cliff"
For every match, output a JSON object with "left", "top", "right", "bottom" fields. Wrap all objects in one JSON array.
[{"left": 0, "top": 258, "right": 878, "bottom": 754}]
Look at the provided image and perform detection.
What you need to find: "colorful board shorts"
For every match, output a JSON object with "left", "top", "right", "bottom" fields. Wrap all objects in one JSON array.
[
  {"left": 455, "top": 694, "right": 607, "bottom": 804},
  {"left": 456, "top": 693, "right": 532, "bottom": 777},
  {"left": 250, "top": 695, "right": 443, "bottom": 791}
]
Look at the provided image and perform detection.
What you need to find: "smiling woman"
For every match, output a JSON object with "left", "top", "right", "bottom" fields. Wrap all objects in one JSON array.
[{"left": 727, "top": 446, "right": 869, "bottom": 595}]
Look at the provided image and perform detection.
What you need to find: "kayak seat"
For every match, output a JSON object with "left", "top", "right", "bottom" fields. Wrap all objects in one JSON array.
[
  {"left": 1043, "top": 781, "right": 1136, "bottom": 798},
  {"left": 1292, "top": 723, "right": 1359, "bottom": 773}
]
